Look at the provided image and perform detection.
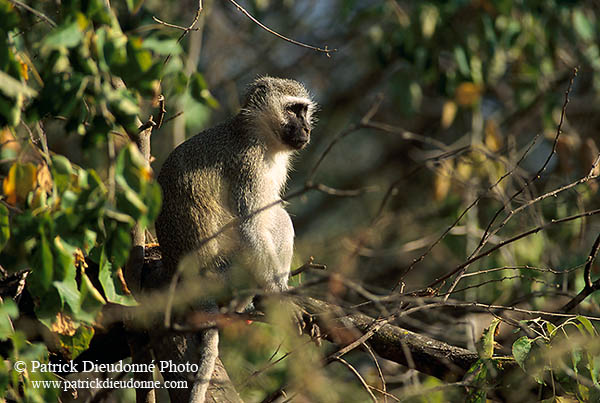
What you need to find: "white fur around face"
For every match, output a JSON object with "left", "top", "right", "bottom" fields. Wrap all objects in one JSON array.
[
  {"left": 251, "top": 95, "right": 313, "bottom": 152},
  {"left": 282, "top": 95, "right": 316, "bottom": 120}
]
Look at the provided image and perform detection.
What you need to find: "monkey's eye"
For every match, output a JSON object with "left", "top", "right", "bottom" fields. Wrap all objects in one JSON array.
[{"left": 286, "top": 103, "right": 307, "bottom": 116}]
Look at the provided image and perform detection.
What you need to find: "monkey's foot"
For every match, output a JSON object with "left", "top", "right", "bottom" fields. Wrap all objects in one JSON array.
[{"left": 291, "top": 302, "right": 322, "bottom": 347}]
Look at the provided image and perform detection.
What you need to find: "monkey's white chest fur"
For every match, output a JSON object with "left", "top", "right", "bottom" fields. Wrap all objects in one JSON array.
[{"left": 263, "top": 151, "right": 291, "bottom": 199}]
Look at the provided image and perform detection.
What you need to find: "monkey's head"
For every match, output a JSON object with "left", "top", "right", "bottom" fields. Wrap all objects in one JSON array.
[{"left": 241, "top": 76, "right": 316, "bottom": 151}]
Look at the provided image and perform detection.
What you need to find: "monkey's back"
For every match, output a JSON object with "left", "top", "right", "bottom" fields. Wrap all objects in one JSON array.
[{"left": 155, "top": 118, "right": 250, "bottom": 277}]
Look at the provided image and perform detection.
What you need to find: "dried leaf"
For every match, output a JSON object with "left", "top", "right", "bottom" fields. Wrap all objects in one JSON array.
[
  {"left": 485, "top": 119, "right": 502, "bottom": 152},
  {"left": 441, "top": 100, "right": 457, "bottom": 129},
  {"left": 433, "top": 160, "right": 453, "bottom": 201},
  {"left": 455, "top": 82, "right": 482, "bottom": 106},
  {"left": 0, "top": 128, "right": 19, "bottom": 153},
  {"left": 36, "top": 163, "right": 53, "bottom": 194},
  {"left": 51, "top": 312, "right": 77, "bottom": 336}
]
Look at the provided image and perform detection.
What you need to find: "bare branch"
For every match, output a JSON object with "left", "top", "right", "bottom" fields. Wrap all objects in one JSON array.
[
  {"left": 424, "top": 207, "right": 600, "bottom": 290},
  {"left": 8, "top": 0, "right": 56, "bottom": 27},
  {"left": 226, "top": 0, "right": 336, "bottom": 56},
  {"left": 333, "top": 357, "right": 378, "bottom": 402}
]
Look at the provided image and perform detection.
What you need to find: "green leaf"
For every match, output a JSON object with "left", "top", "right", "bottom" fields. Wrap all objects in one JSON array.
[
  {"left": 190, "top": 73, "right": 220, "bottom": 109},
  {"left": 454, "top": 46, "right": 470, "bottom": 77},
  {"left": 576, "top": 316, "right": 597, "bottom": 336},
  {"left": 57, "top": 324, "right": 94, "bottom": 360},
  {"left": 464, "top": 359, "right": 487, "bottom": 403},
  {"left": 142, "top": 38, "right": 182, "bottom": 55},
  {"left": 104, "top": 221, "right": 132, "bottom": 270},
  {"left": 43, "top": 22, "right": 83, "bottom": 49},
  {"left": 0, "top": 0, "right": 19, "bottom": 31},
  {"left": 0, "top": 300, "right": 17, "bottom": 340},
  {"left": 53, "top": 279, "right": 80, "bottom": 315},
  {"left": 0, "top": 204, "right": 9, "bottom": 252},
  {"left": 0, "top": 71, "right": 37, "bottom": 98},
  {"left": 92, "top": 246, "right": 136, "bottom": 306},
  {"left": 127, "top": 38, "right": 152, "bottom": 72},
  {"left": 545, "top": 322, "right": 556, "bottom": 337},
  {"left": 573, "top": 10, "right": 594, "bottom": 41},
  {"left": 477, "top": 318, "right": 500, "bottom": 359},
  {"left": 78, "top": 272, "right": 106, "bottom": 322},
  {"left": 116, "top": 188, "right": 147, "bottom": 220},
  {"left": 512, "top": 336, "right": 532, "bottom": 370},
  {"left": 29, "top": 232, "right": 53, "bottom": 295}
]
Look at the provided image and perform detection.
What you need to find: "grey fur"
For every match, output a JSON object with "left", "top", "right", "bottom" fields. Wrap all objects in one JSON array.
[{"left": 153, "top": 77, "right": 315, "bottom": 403}]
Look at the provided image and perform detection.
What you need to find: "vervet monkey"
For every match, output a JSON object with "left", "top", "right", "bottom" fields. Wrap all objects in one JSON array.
[{"left": 153, "top": 76, "right": 316, "bottom": 402}]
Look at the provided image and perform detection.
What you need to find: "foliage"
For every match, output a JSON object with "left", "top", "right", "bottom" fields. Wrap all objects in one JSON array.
[
  {"left": 2, "top": 0, "right": 600, "bottom": 402},
  {"left": 0, "top": 1, "right": 171, "bottom": 400}
]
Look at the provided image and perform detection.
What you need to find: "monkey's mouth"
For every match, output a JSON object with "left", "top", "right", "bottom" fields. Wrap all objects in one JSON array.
[{"left": 282, "top": 126, "right": 310, "bottom": 150}]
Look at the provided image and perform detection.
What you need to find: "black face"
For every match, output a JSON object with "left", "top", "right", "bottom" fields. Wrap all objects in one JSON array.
[{"left": 281, "top": 102, "right": 311, "bottom": 150}]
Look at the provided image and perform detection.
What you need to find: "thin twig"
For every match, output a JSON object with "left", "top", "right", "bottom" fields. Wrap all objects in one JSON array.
[
  {"left": 226, "top": 0, "right": 336, "bottom": 57},
  {"left": 424, "top": 208, "right": 600, "bottom": 290},
  {"left": 560, "top": 232, "right": 600, "bottom": 313},
  {"left": 476, "top": 67, "right": 578, "bottom": 252},
  {"left": 152, "top": 16, "right": 201, "bottom": 31},
  {"left": 290, "top": 257, "right": 327, "bottom": 277},
  {"left": 397, "top": 133, "right": 540, "bottom": 286},
  {"left": 442, "top": 68, "right": 579, "bottom": 297},
  {"left": 333, "top": 357, "right": 378, "bottom": 402},
  {"left": 363, "top": 343, "right": 387, "bottom": 403},
  {"left": 583, "top": 232, "right": 600, "bottom": 289},
  {"left": 8, "top": 0, "right": 56, "bottom": 27},
  {"left": 154, "top": 0, "right": 203, "bottom": 67},
  {"left": 164, "top": 111, "right": 184, "bottom": 124}
]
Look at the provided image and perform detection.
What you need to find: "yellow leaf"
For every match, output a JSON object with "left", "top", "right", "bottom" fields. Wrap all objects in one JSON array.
[
  {"left": 456, "top": 159, "right": 472, "bottom": 181},
  {"left": 441, "top": 100, "right": 457, "bottom": 129},
  {"left": 16, "top": 55, "right": 28, "bottom": 81},
  {"left": 2, "top": 162, "right": 37, "bottom": 205},
  {"left": 433, "top": 160, "right": 453, "bottom": 201},
  {"left": 0, "top": 128, "right": 19, "bottom": 153},
  {"left": 455, "top": 82, "right": 482, "bottom": 106},
  {"left": 485, "top": 119, "right": 502, "bottom": 152}
]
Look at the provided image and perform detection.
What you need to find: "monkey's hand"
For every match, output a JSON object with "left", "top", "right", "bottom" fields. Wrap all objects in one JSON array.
[{"left": 289, "top": 299, "right": 322, "bottom": 347}]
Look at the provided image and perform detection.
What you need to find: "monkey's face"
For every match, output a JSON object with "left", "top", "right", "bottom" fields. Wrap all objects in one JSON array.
[{"left": 281, "top": 102, "right": 311, "bottom": 150}]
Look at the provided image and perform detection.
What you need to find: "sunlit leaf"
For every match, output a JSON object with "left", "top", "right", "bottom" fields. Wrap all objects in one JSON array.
[
  {"left": 92, "top": 246, "right": 136, "bottom": 306},
  {"left": 43, "top": 22, "right": 83, "bottom": 49},
  {"left": 484, "top": 119, "right": 502, "bottom": 152},
  {"left": 441, "top": 100, "right": 457, "bottom": 129},
  {"left": 57, "top": 323, "right": 94, "bottom": 360},
  {"left": 455, "top": 82, "right": 482, "bottom": 106},
  {"left": 2, "top": 162, "right": 37, "bottom": 205},
  {"left": 576, "top": 316, "right": 597, "bottom": 336},
  {"left": 433, "top": 160, "right": 453, "bottom": 201},
  {"left": 573, "top": 10, "right": 594, "bottom": 41},
  {"left": 512, "top": 336, "right": 532, "bottom": 370},
  {"left": 477, "top": 318, "right": 501, "bottom": 359},
  {"left": 0, "top": 71, "right": 37, "bottom": 98},
  {"left": 142, "top": 37, "right": 182, "bottom": 55},
  {"left": 78, "top": 272, "right": 106, "bottom": 322}
]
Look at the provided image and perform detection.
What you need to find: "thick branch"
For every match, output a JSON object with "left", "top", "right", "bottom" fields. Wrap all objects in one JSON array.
[{"left": 298, "top": 297, "right": 482, "bottom": 381}]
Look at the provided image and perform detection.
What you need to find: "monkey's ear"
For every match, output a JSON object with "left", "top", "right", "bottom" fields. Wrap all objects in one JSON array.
[{"left": 243, "top": 80, "right": 269, "bottom": 108}]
